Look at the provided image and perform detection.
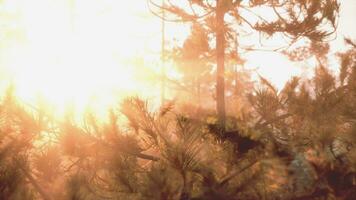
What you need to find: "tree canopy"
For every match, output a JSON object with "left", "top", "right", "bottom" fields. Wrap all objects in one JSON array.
[{"left": 148, "top": 0, "right": 340, "bottom": 128}]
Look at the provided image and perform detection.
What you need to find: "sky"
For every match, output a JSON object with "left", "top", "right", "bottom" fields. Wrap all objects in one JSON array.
[{"left": 0, "top": 0, "right": 355, "bottom": 116}]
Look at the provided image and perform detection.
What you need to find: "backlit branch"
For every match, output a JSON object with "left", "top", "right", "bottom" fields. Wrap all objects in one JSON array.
[{"left": 147, "top": 0, "right": 214, "bottom": 22}]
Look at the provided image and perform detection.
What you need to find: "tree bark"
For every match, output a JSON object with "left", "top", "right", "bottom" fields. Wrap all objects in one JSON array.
[{"left": 216, "top": 0, "right": 226, "bottom": 129}]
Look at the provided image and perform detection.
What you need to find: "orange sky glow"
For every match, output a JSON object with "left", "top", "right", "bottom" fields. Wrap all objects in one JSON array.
[{"left": 0, "top": 0, "right": 355, "bottom": 119}]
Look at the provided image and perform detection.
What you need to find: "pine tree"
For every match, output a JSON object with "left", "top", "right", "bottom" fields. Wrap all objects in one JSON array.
[{"left": 148, "top": 0, "right": 339, "bottom": 129}]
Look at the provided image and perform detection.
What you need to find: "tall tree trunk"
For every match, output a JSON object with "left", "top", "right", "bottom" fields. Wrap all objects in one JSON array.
[
  {"left": 234, "top": 33, "right": 239, "bottom": 96},
  {"left": 216, "top": 1, "right": 226, "bottom": 129},
  {"left": 161, "top": 0, "right": 166, "bottom": 105}
]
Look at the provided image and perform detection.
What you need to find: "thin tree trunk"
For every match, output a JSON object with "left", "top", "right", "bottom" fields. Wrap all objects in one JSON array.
[
  {"left": 161, "top": 0, "right": 166, "bottom": 105},
  {"left": 234, "top": 34, "right": 239, "bottom": 96},
  {"left": 216, "top": 1, "right": 226, "bottom": 129}
]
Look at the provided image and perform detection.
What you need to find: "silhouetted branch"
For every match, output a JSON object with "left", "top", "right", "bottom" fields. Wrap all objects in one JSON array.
[{"left": 17, "top": 163, "right": 53, "bottom": 200}]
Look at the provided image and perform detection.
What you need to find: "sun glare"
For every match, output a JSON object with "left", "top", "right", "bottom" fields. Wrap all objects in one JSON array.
[
  {"left": 0, "top": 0, "right": 167, "bottom": 117},
  {"left": 1, "top": 0, "right": 353, "bottom": 118}
]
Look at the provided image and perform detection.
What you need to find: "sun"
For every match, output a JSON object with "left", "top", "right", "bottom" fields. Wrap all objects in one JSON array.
[{"left": 0, "top": 0, "right": 165, "bottom": 117}]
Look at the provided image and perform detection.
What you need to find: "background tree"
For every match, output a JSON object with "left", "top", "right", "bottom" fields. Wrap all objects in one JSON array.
[
  {"left": 148, "top": 0, "right": 339, "bottom": 129},
  {"left": 170, "top": 23, "right": 213, "bottom": 105}
]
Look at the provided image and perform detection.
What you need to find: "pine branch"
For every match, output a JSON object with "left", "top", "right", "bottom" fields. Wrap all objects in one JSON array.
[
  {"left": 219, "top": 159, "right": 259, "bottom": 187},
  {"left": 17, "top": 162, "right": 53, "bottom": 200}
]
